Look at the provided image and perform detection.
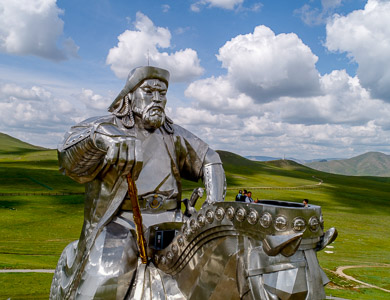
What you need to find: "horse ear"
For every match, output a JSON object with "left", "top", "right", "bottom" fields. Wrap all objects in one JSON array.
[
  {"left": 262, "top": 233, "right": 303, "bottom": 257},
  {"left": 317, "top": 227, "right": 338, "bottom": 251}
]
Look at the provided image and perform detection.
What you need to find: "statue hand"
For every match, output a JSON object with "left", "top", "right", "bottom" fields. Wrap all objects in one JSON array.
[
  {"left": 95, "top": 133, "right": 141, "bottom": 178},
  {"left": 105, "top": 138, "right": 137, "bottom": 176}
]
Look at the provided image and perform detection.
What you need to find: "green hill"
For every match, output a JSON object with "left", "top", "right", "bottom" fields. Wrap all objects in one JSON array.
[
  {"left": 306, "top": 151, "right": 390, "bottom": 177},
  {"left": 0, "top": 139, "right": 390, "bottom": 299},
  {"left": 0, "top": 132, "right": 47, "bottom": 153}
]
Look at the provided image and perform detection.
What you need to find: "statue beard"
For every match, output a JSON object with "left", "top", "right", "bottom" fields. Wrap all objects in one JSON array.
[{"left": 134, "top": 103, "right": 166, "bottom": 130}]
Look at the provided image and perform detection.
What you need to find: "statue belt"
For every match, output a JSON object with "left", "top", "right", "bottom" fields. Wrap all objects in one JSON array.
[{"left": 121, "top": 194, "right": 178, "bottom": 211}]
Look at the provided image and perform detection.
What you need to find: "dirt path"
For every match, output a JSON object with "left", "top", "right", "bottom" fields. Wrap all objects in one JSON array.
[
  {"left": 335, "top": 265, "right": 390, "bottom": 293},
  {"left": 0, "top": 269, "right": 54, "bottom": 273}
]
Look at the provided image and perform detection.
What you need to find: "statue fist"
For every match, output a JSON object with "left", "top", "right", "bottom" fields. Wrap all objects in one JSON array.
[{"left": 95, "top": 133, "right": 142, "bottom": 178}]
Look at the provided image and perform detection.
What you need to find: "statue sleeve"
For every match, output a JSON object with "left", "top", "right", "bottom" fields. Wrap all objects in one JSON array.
[
  {"left": 202, "top": 149, "right": 226, "bottom": 204},
  {"left": 173, "top": 125, "right": 209, "bottom": 182},
  {"left": 173, "top": 125, "right": 226, "bottom": 203},
  {"left": 57, "top": 117, "right": 127, "bottom": 183}
]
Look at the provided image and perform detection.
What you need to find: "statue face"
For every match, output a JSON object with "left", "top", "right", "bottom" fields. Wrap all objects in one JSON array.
[{"left": 132, "top": 79, "right": 167, "bottom": 130}]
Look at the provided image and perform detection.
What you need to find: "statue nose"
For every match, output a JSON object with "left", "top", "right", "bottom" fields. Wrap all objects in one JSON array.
[{"left": 152, "top": 91, "right": 161, "bottom": 102}]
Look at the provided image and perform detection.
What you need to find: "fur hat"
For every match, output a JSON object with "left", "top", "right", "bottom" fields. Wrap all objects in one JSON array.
[{"left": 108, "top": 66, "right": 170, "bottom": 112}]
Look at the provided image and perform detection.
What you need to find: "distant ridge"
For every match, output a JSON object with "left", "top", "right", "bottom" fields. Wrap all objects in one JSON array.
[
  {"left": 246, "top": 155, "right": 281, "bottom": 161},
  {"left": 0, "top": 132, "right": 47, "bottom": 154},
  {"left": 306, "top": 151, "right": 390, "bottom": 177},
  {"left": 246, "top": 155, "right": 341, "bottom": 164}
]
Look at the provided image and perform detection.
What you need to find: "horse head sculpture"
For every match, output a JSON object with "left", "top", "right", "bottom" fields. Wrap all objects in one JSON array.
[{"left": 125, "top": 200, "right": 337, "bottom": 300}]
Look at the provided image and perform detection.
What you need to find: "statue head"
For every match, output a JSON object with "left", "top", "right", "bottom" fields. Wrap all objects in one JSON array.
[{"left": 108, "top": 66, "right": 173, "bottom": 131}]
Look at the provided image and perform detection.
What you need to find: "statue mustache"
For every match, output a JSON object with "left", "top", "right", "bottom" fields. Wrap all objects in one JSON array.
[{"left": 144, "top": 103, "right": 165, "bottom": 114}]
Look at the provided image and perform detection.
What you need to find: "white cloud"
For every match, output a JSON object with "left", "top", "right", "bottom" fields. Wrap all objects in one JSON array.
[
  {"left": 265, "top": 70, "right": 387, "bottom": 126},
  {"left": 0, "top": 83, "right": 51, "bottom": 101},
  {"left": 106, "top": 12, "right": 204, "bottom": 82},
  {"left": 326, "top": 0, "right": 390, "bottom": 102},
  {"left": 191, "top": 0, "right": 244, "bottom": 12},
  {"left": 216, "top": 25, "right": 321, "bottom": 102},
  {"left": 0, "top": 81, "right": 113, "bottom": 147},
  {"left": 0, "top": 0, "right": 78, "bottom": 61},
  {"left": 177, "top": 22, "right": 390, "bottom": 158},
  {"left": 77, "top": 89, "right": 111, "bottom": 111},
  {"left": 185, "top": 76, "right": 255, "bottom": 113},
  {"left": 0, "top": 83, "right": 76, "bottom": 129},
  {"left": 295, "top": 0, "right": 342, "bottom": 26}
]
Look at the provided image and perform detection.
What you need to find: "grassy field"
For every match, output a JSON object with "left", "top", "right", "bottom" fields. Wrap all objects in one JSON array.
[{"left": 0, "top": 144, "right": 390, "bottom": 299}]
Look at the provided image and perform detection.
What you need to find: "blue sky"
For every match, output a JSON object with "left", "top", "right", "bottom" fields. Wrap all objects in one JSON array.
[{"left": 1, "top": 0, "right": 390, "bottom": 159}]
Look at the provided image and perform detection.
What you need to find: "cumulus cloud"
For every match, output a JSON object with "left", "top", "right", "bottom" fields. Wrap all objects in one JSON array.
[
  {"left": 264, "top": 70, "right": 387, "bottom": 126},
  {"left": 325, "top": 0, "right": 390, "bottom": 102},
  {"left": 0, "top": 81, "right": 114, "bottom": 147},
  {"left": 0, "top": 0, "right": 78, "bottom": 60},
  {"left": 191, "top": 0, "right": 244, "bottom": 12},
  {"left": 77, "top": 89, "right": 111, "bottom": 111},
  {"left": 177, "top": 21, "right": 390, "bottom": 158},
  {"left": 0, "top": 82, "right": 76, "bottom": 129},
  {"left": 218, "top": 26, "right": 321, "bottom": 101},
  {"left": 172, "top": 99, "right": 390, "bottom": 158},
  {"left": 185, "top": 76, "right": 255, "bottom": 113},
  {"left": 187, "top": 25, "right": 321, "bottom": 105},
  {"left": 106, "top": 12, "right": 204, "bottom": 82}
]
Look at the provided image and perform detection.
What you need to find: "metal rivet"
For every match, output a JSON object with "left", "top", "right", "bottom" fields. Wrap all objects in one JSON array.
[
  {"left": 184, "top": 228, "right": 192, "bottom": 241},
  {"left": 293, "top": 217, "right": 306, "bottom": 232},
  {"left": 190, "top": 219, "right": 198, "bottom": 232},
  {"left": 197, "top": 214, "right": 205, "bottom": 227},
  {"left": 206, "top": 210, "right": 214, "bottom": 224},
  {"left": 171, "top": 244, "right": 178, "bottom": 254},
  {"left": 275, "top": 216, "right": 288, "bottom": 231},
  {"left": 226, "top": 206, "right": 235, "bottom": 220},
  {"left": 236, "top": 207, "right": 247, "bottom": 222},
  {"left": 177, "top": 236, "right": 184, "bottom": 247},
  {"left": 309, "top": 216, "right": 320, "bottom": 232},
  {"left": 215, "top": 207, "right": 225, "bottom": 221},
  {"left": 260, "top": 212, "right": 272, "bottom": 228},
  {"left": 247, "top": 209, "right": 259, "bottom": 225},
  {"left": 166, "top": 251, "right": 173, "bottom": 261}
]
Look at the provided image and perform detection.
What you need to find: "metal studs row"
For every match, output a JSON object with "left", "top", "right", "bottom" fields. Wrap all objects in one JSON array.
[
  {"left": 224, "top": 206, "right": 321, "bottom": 233},
  {"left": 155, "top": 205, "right": 323, "bottom": 267}
]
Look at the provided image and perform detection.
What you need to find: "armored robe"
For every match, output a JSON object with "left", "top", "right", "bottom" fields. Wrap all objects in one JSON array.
[{"left": 50, "top": 114, "right": 225, "bottom": 299}]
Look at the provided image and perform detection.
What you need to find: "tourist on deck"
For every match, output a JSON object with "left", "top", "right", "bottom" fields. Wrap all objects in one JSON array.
[
  {"left": 235, "top": 190, "right": 242, "bottom": 201},
  {"left": 245, "top": 191, "right": 254, "bottom": 203},
  {"left": 240, "top": 190, "right": 248, "bottom": 202}
]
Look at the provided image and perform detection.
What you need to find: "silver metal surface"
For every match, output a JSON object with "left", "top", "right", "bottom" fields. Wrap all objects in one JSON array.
[
  {"left": 50, "top": 66, "right": 226, "bottom": 300},
  {"left": 51, "top": 66, "right": 335, "bottom": 300},
  {"left": 150, "top": 201, "right": 334, "bottom": 300}
]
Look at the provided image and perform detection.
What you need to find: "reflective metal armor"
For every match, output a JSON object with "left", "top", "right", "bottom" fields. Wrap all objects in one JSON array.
[
  {"left": 50, "top": 66, "right": 226, "bottom": 299},
  {"left": 50, "top": 66, "right": 337, "bottom": 300}
]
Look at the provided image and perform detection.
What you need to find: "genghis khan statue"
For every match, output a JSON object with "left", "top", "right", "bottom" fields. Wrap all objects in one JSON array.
[
  {"left": 50, "top": 66, "right": 227, "bottom": 299},
  {"left": 51, "top": 66, "right": 337, "bottom": 300}
]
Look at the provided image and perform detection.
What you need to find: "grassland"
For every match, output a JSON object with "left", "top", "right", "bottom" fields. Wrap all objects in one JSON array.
[{"left": 1, "top": 143, "right": 390, "bottom": 299}]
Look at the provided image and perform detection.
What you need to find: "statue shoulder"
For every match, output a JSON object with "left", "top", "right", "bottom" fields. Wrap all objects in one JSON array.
[
  {"left": 74, "top": 115, "right": 117, "bottom": 128},
  {"left": 171, "top": 123, "right": 202, "bottom": 140}
]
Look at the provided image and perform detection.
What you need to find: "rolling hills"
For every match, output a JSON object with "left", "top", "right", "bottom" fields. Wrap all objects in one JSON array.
[
  {"left": 0, "top": 133, "right": 390, "bottom": 299},
  {"left": 306, "top": 151, "right": 390, "bottom": 177},
  {"left": 0, "top": 132, "right": 47, "bottom": 154}
]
